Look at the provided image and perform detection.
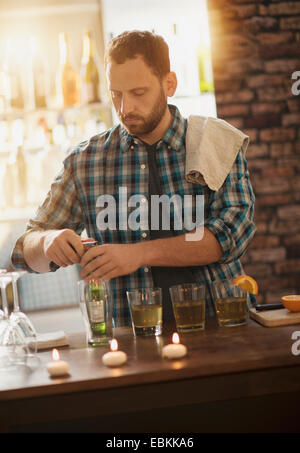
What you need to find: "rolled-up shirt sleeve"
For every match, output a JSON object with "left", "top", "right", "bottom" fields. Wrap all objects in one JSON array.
[
  {"left": 204, "top": 149, "right": 256, "bottom": 264},
  {"left": 11, "top": 154, "right": 85, "bottom": 272}
]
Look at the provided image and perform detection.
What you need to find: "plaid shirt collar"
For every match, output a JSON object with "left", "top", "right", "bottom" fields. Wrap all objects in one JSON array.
[{"left": 119, "top": 104, "right": 187, "bottom": 153}]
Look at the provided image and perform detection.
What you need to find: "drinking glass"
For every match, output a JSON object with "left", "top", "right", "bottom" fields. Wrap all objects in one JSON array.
[
  {"left": 169, "top": 283, "right": 206, "bottom": 332},
  {"left": 8, "top": 271, "right": 37, "bottom": 354},
  {"left": 212, "top": 279, "right": 248, "bottom": 327},
  {"left": 0, "top": 273, "right": 28, "bottom": 367},
  {"left": 78, "top": 279, "right": 113, "bottom": 346},
  {"left": 0, "top": 299, "right": 4, "bottom": 322},
  {"left": 0, "top": 271, "right": 12, "bottom": 340},
  {"left": 0, "top": 269, "right": 6, "bottom": 320},
  {"left": 126, "top": 288, "right": 163, "bottom": 337}
]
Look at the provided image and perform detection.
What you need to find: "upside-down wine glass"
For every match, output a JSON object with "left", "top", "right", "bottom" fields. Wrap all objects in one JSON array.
[
  {"left": 0, "top": 269, "right": 10, "bottom": 340},
  {"left": 0, "top": 273, "right": 28, "bottom": 368},
  {"left": 9, "top": 271, "right": 38, "bottom": 355},
  {"left": 0, "top": 269, "right": 6, "bottom": 321}
]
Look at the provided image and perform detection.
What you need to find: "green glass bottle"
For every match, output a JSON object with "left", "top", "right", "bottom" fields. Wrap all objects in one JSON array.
[
  {"left": 88, "top": 281, "right": 107, "bottom": 336},
  {"left": 80, "top": 279, "right": 113, "bottom": 346},
  {"left": 197, "top": 45, "right": 214, "bottom": 93}
]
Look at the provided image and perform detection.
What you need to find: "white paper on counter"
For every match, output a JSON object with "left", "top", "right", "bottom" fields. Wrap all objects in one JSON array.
[{"left": 32, "top": 330, "right": 69, "bottom": 350}]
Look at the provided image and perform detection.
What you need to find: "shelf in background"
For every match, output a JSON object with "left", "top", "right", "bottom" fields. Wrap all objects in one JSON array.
[
  {"left": 0, "top": 101, "right": 112, "bottom": 120},
  {"left": 0, "top": 206, "right": 37, "bottom": 223}
]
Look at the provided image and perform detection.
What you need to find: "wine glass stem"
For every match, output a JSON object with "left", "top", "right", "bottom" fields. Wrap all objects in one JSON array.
[
  {"left": 12, "top": 280, "right": 20, "bottom": 312},
  {"left": 0, "top": 286, "right": 9, "bottom": 318}
]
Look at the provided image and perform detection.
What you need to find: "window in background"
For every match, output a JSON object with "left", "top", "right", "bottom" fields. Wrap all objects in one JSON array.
[{"left": 101, "top": 0, "right": 216, "bottom": 121}]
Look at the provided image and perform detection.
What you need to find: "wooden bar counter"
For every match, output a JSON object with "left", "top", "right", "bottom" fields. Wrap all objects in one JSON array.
[{"left": 1, "top": 307, "right": 300, "bottom": 433}]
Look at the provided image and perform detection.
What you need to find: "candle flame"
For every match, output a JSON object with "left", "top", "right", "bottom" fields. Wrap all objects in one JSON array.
[
  {"left": 172, "top": 332, "right": 180, "bottom": 344},
  {"left": 111, "top": 339, "right": 118, "bottom": 352},
  {"left": 52, "top": 348, "right": 60, "bottom": 361}
]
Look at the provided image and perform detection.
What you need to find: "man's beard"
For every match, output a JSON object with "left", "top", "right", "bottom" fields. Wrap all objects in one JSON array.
[{"left": 119, "top": 85, "right": 168, "bottom": 137}]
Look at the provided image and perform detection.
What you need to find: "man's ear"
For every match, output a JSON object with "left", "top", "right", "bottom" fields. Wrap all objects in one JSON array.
[{"left": 164, "top": 71, "right": 177, "bottom": 97}]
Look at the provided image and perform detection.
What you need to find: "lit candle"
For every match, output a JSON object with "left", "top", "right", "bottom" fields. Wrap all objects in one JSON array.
[
  {"left": 46, "top": 349, "right": 70, "bottom": 377},
  {"left": 102, "top": 339, "right": 127, "bottom": 367},
  {"left": 162, "top": 333, "right": 187, "bottom": 359}
]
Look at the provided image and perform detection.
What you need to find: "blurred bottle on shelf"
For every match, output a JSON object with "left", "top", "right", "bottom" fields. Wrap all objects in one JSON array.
[
  {"left": 0, "top": 120, "right": 8, "bottom": 148},
  {"left": 197, "top": 45, "right": 214, "bottom": 93},
  {"left": 11, "top": 117, "right": 25, "bottom": 148},
  {"left": 3, "top": 154, "right": 15, "bottom": 207},
  {"left": 3, "top": 144, "right": 27, "bottom": 208},
  {"left": 52, "top": 113, "right": 67, "bottom": 146},
  {"left": 10, "top": 65, "right": 24, "bottom": 110},
  {"left": 16, "top": 145, "right": 28, "bottom": 207},
  {"left": 56, "top": 32, "right": 80, "bottom": 108},
  {"left": 4, "top": 39, "right": 24, "bottom": 109},
  {"left": 0, "top": 50, "right": 10, "bottom": 113},
  {"left": 32, "top": 116, "right": 49, "bottom": 148},
  {"left": 80, "top": 30, "right": 101, "bottom": 104},
  {"left": 32, "top": 45, "right": 48, "bottom": 109}
]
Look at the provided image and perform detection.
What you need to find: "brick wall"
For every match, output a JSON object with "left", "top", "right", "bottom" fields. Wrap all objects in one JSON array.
[{"left": 207, "top": 0, "right": 300, "bottom": 303}]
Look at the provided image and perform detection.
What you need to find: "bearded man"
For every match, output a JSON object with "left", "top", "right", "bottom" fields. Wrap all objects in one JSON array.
[{"left": 11, "top": 30, "right": 256, "bottom": 326}]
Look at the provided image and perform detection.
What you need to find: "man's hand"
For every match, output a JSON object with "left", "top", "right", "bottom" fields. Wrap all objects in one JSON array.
[
  {"left": 43, "top": 229, "right": 85, "bottom": 268},
  {"left": 79, "top": 243, "right": 143, "bottom": 282}
]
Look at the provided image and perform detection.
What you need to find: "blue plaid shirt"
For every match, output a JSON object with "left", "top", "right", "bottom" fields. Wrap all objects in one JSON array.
[{"left": 11, "top": 105, "right": 256, "bottom": 326}]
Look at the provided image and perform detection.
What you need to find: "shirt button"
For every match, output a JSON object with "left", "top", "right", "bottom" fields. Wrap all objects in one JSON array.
[
  {"left": 141, "top": 197, "right": 147, "bottom": 203},
  {"left": 141, "top": 232, "right": 147, "bottom": 238},
  {"left": 140, "top": 164, "right": 146, "bottom": 170},
  {"left": 167, "top": 145, "right": 171, "bottom": 150},
  {"left": 144, "top": 267, "right": 149, "bottom": 272},
  {"left": 130, "top": 145, "right": 134, "bottom": 150}
]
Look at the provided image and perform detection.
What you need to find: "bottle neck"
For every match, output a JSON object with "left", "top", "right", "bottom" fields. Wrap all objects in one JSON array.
[
  {"left": 81, "top": 32, "right": 94, "bottom": 64},
  {"left": 59, "top": 33, "right": 68, "bottom": 66}
]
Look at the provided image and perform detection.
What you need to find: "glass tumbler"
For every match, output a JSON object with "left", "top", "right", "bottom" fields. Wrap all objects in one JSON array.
[
  {"left": 169, "top": 283, "right": 206, "bottom": 332},
  {"left": 126, "top": 288, "right": 163, "bottom": 337},
  {"left": 212, "top": 279, "right": 249, "bottom": 327}
]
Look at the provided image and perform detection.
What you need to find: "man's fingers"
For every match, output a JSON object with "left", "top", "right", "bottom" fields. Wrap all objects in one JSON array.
[
  {"left": 80, "top": 256, "right": 111, "bottom": 279},
  {"left": 84, "top": 265, "right": 118, "bottom": 283},
  {"left": 96, "top": 264, "right": 117, "bottom": 279},
  {"left": 67, "top": 234, "right": 86, "bottom": 259},
  {"left": 80, "top": 245, "right": 105, "bottom": 267},
  {"left": 48, "top": 242, "right": 77, "bottom": 267},
  {"left": 50, "top": 241, "right": 76, "bottom": 266},
  {"left": 50, "top": 251, "right": 69, "bottom": 268},
  {"left": 44, "top": 229, "right": 84, "bottom": 266},
  {"left": 63, "top": 242, "right": 82, "bottom": 264}
]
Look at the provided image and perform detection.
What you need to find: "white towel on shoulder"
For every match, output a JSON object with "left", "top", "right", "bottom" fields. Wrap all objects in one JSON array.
[{"left": 185, "top": 115, "right": 250, "bottom": 191}]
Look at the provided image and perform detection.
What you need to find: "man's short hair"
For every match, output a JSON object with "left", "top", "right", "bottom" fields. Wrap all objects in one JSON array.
[{"left": 104, "top": 30, "right": 170, "bottom": 80}]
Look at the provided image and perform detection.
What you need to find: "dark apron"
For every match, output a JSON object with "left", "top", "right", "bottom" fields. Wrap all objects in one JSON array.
[{"left": 145, "top": 142, "right": 196, "bottom": 325}]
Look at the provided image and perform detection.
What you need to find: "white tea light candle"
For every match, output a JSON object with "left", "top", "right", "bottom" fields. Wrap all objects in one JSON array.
[
  {"left": 162, "top": 333, "right": 187, "bottom": 359},
  {"left": 47, "top": 348, "right": 70, "bottom": 377},
  {"left": 102, "top": 339, "right": 127, "bottom": 367}
]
